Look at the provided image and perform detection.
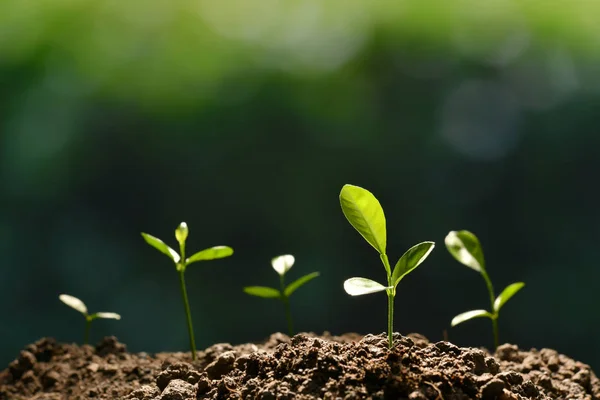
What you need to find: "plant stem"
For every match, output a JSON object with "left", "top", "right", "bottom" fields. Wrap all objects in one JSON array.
[
  {"left": 481, "top": 271, "right": 498, "bottom": 349},
  {"left": 280, "top": 275, "right": 294, "bottom": 336},
  {"left": 283, "top": 297, "right": 294, "bottom": 337},
  {"left": 84, "top": 318, "right": 91, "bottom": 345},
  {"left": 492, "top": 317, "right": 499, "bottom": 350},
  {"left": 178, "top": 270, "right": 197, "bottom": 360},
  {"left": 387, "top": 292, "right": 394, "bottom": 349}
]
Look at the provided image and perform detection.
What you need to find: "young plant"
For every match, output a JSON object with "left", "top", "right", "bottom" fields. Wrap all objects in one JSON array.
[
  {"left": 59, "top": 294, "right": 121, "bottom": 345},
  {"left": 339, "top": 184, "right": 435, "bottom": 349},
  {"left": 141, "top": 222, "right": 233, "bottom": 361},
  {"left": 445, "top": 230, "right": 525, "bottom": 349},
  {"left": 243, "top": 254, "right": 319, "bottom": 336}
]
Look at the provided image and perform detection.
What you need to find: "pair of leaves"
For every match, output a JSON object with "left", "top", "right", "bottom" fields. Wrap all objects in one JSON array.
[
  {"left": 59, "top": 294, "right": 121, "bottom": 320},
  {"left": 339, "top": 184, "right": 435, "bottom": 296},
  {"left": 343, "top": 241, "right": 435, "bottom": 296},
  {"left": 244, "top": 272, "right": 321, "bottom": 299},
  {"left": 451, "top": 282, "right": 525, "bottom": 326},
  {"left": 141, "top": 233, "right": 233, "bottom": 266},
  {"left": 445, "top": 230, "right": 525, "bottom": 327}
]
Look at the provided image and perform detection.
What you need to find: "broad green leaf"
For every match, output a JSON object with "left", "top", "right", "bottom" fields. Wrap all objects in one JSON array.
[
  {"left": 141, "top": 233, "right": 181, "bottom": 263},
  {"left": 444, "top": 230, "right": 485, "bottom": 273},
  {"left": 95, "top": 312, "right": 121, "bottom": 320},
  {"left": 243, "top": 286, "right": 281, "bottom": 298},
  {"left": 451, "top": 309, "right": 493, "bottom": 327},
  {"left": 271, "top": 254, "right": 295, "bottom": 276},
  {"left": 340, "top": 185, "right": 387, "bottom": 255},
  {"left": 186, "top": 246, "right": 233, "bottom": 264},
  {"left": 59, "top": 294, "right": 88, "bottom": 315},
  {"left": 493, "top": 282, "right": 525, "bottom": 312},
  {"left": 284, "top": 272, "right": 320, "bottom": 297},
  {"left": 343, "top": 277, "right": 389, "bottom": 296},
  {"left": 391, "top": 242, "right": 435, "bottom": 287}
]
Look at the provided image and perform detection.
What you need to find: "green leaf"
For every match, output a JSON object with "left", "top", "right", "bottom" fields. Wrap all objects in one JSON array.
[
  {"left": 284, "top": 272, "right": 320, "bottom": 297},
  {"left": 493, "top": 282, "right": 525, "bottom": 312},
  {"left": 343, "top": 277, "right": 389, "bottom": 296},
  {"left": 451, "top": 309, "right": 493, "bottom": 327},
  {"left": 340, "top": 184, "right": 387, "bottom": 255},
  {"left": 95, "top": 312, "right": 121, "bottom": 320},
  {"left": 141, "top": 233, "right": 181, "bottom": 263},
  {"left": 391, "top": 241, "right": 435, "bottom": 287},
  {"left": 243, "top": 286, "right": 281, "bottom": 298},
  {"left": 59, "top": 294, "right": 88, "bottom": 315},
  {"left": 271, "top": 254, "right": 295, "bottom": 276},
  {"left": 444, "top": 230, "right": 485, "bottom": 273},
  {"left": 186, "top": 246, "right": 233, "bottom": 264}
]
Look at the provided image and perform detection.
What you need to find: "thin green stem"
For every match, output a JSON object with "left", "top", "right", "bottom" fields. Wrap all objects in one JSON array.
[
  {"left": 481, "top": 271, "right": 499, "bottom": 349},
  {"left": 280, "top": 275, "right": 294, "bottom": 336},
  {"left": 492, "top": 317, "right": 499, "bottom": 350},
  {"left": 178, "top": 270, "right": 197, "bottom": 360},
  {"left": 387, "top": 292, "right": 394, "bottom": 349},
  {"left": 84, "top": 317, "right": 91, "bottom": 345}
]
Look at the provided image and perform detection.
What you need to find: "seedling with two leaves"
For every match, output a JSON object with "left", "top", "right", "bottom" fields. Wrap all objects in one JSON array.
[
  {"left": 340, "top": 184, "right": 435, "bottom": 349},
  {"left": 142, "top": 222, "right": 233, "bottom": 360},
  {"left": 59, "top": 294, "right": 121, "bottom": 345},
  {"left": 244, "top": 254, "right": 319, "bottom": 336},
  {"left": 445, "top": 230, "right": 525, "bottom": 349}
]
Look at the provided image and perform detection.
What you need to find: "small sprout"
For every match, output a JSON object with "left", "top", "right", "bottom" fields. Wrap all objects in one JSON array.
[
  {"left": 142, "top": 222, "right": 233, "bottom": 360},
  {"left": 244, "top": 254, "right": 319, "bottom": 336},
  {"left": 59, "top": 294, "right": 121, "bottom": 345},
  {"left": 445, "top": 230, "right": 525, "bottom": 349},
  {"left": 339, "top": 184, "right": 435, "bottom": 348}
]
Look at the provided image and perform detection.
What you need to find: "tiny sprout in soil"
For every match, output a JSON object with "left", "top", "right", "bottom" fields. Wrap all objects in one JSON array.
[
  {"left": 58, "top": 294, "right": 120, "bottom": 345},
  {"left": 445, "top": 230, "right": 525, "bottom": 350},
  {"left": 339, "top": 184, "right": 435, "bottom": 349},
  {"left": 141, "top": 222, "right": 233, "bottom": 361},
  {"left": 244, "top": 254, "right": 320, "bottom": 336}
]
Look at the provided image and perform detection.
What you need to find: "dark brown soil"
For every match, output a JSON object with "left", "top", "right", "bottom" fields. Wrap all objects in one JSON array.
[{"left": 1, "top": 333, "right": 598, "bottom": 400}]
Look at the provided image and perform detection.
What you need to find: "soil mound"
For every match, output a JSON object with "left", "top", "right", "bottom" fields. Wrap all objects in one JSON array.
[{"left": 1, "top": 333, "right": 597, "bottom": 399}]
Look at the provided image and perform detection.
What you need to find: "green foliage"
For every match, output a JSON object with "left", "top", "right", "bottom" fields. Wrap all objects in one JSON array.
[
  {"left": 340, "top": 184, "right": 435, "bottom": 348},
  {"left": 142, "top": 222, "right": 233, "bottom": 360},
  {"left": 244, "top": 254, "right": 320, "bottom": 336},
  {"left": 445, "top": 230, "right": 525, "bottom": 349},
  {"left": 59, "top": 294, "right": 120, "bottom": 345}
]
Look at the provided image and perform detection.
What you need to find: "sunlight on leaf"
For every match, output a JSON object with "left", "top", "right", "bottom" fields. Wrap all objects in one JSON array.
[
  {"left": 271, "top": 254, "right": 295, "bottom": 276},
  {"left": 493, "top": 282, "right": 525, "bottom": 312},
  {"left": 340, "top": 184, "right": 387, "bottom": 255},
  {"left": 451, "top": 309, "right": 493, "bottom": 327},
  {"left": 343, "top": 277, "right": 389, "bottom": 296},
  {"left": 445, "top": 230, "right": 485, "bottom": 272},
  {"left": 59, "top": 294, "right": 88, "bottom": 315},
  {"left": 95, "top": 312, "right": 121, "bottom": 320},
  {"left": 187, "top": 246, "right": 233, "bottom": 264},
  {"left": 391, "top": 241, "right": 435, "bottom": 287},
  {"left": 141, "top": 233, "right": 181, "bottom": 263}
]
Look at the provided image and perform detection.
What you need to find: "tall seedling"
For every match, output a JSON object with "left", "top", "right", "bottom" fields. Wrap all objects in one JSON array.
[
  {"left": 142, "top": 222, "right": 233, "bottom": 360},
  {"left": 445, "top": 230, "right": 525, "bottom": 349},
  {"left": 340, "top": 184, "right": 435, "bottom": 348}
]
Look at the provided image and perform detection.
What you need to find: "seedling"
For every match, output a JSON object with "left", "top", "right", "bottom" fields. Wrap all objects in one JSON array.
[
  {"left": 243, "top": 254, "right": 319, "bottom": 336},
  {"left": 339, "top": 184, "right": 435, "bottom": 348},
  {"left": 445, "top": 230, "right": 525, "bottom": 349},
  {"left": 59, "top": 294, "right": 121, "bottom": 345},
  {"left": 141, "top": 222, "right": 233, "bottom": 361}
]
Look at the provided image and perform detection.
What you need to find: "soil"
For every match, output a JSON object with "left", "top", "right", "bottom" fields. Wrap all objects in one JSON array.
[{"left": 1, "top": 333, "right": 598, "bottom": 400}]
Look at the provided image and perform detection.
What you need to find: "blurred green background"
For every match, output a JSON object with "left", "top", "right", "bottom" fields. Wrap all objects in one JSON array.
[{"left": 2, "top": 0, "right": 600, "bottom": 370}]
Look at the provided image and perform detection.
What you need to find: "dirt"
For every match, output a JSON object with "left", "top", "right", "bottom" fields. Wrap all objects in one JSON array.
[{"left": 1, "top": 333, "right": 598, "bottom": 400}]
